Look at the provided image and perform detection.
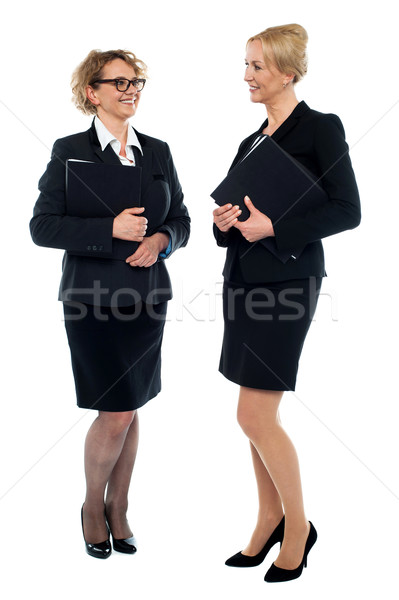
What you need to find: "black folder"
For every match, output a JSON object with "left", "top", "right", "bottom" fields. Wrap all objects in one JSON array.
[
  {"left": 211, "top": 136, "right": 328, "bottom": 263},
  {"left": 66, "top": 160, "right": 142, "bottom": 260}
]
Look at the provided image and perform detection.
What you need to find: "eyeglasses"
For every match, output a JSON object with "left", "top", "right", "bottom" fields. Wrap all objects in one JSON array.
[{"left": 91, "top": 78, "right": 146, "bottom": 92}]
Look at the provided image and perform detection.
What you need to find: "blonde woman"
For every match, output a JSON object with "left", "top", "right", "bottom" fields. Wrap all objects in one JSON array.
[
  {"left": 30, "top": 49, "right": 190, "bottom": 558},
  {"left": 213, "top": 24, "right": 360, "bottom": 582}
]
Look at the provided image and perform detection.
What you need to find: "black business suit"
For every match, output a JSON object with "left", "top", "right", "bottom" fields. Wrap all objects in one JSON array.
[
  {"left": 30, "top": 120, "right": 190, "bottom": 411},
  {"left": 215, "top": 101, "right": 360, "bottom": 390},
  {"left": 214, "top": 101, "right": 361, "bottom": 283},
  {"left": 30, "top": 119, "right": 190, "bottom": 306}
]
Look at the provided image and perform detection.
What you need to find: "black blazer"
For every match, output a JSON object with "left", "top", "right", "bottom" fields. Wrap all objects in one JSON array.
[
  {"left": 30, "top": 120, "right": 190, "bottom": 306},
  {"left": 214, "top": 101, "right": 361, "bottom": 283}
]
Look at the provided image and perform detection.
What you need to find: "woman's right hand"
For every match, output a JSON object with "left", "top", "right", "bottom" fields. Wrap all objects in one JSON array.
[
  {"left": 213, "top": 203, "right": 242, "bottom": 232},
  {"left": 112, "top": 207, "right": 148, "bottom": 241}
]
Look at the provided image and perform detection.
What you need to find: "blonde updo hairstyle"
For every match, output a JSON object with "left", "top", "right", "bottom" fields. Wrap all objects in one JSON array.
[
  {"left": 71, "top": 49, "right": 148, "bottom": 115},
  {"left": 247, "top": 24, "right": 308, "bottom": 83}
]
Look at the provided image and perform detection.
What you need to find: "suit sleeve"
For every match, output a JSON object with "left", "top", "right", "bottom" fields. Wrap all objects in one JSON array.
[
  {"left": 213, "top": 223, "right": 241, "bottom": 247},
  {"left": 273, "top": 114, "right": 361, "bottom": 253},
  {"left": 156, "top": 143, "right": 190, "bottom": 258},
  {"left": 212, "top": 136, "right": 253, "bottom": 248},
  {"left": 29, "top": 138, "right": 114, "bottom": 256}
]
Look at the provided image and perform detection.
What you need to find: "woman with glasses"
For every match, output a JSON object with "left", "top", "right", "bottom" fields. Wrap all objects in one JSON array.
[
  {"left": 213, "top": 24, "right": 360, "bottom": 583},
  {"left": 30, "top": 49, "right": 190, "bottom": 559}
]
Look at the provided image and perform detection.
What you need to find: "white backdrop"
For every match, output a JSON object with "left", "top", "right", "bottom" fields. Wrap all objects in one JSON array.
[{"left": 1, "top": 0, "right": 398, "bottom": 598}]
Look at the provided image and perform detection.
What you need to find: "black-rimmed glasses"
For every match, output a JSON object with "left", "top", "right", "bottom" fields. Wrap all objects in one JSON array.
[{"left": 91, "top": 78, "right": 146, "bottom": 92}]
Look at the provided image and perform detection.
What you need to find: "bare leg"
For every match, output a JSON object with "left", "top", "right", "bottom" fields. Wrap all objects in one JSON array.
[
  {"left": 237, "top": 387, "right": 310, "bottom": 570},
  {"left": 82, "top": 410, "right": 136, "bottom": 544},
  {"left": 105, "top": 412, "right": 139, "bottom": 539},
  {"left": 241, "top": 441, "right": 284, "bottom": 556}
]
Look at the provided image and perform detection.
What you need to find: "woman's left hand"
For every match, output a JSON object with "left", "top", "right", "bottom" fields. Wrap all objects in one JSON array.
[
  {"left": 234, "top": 196, "right": 275, "bottom": 242},
  {"left": 126, "top": 232, "right": 169, "bottom": 267}
]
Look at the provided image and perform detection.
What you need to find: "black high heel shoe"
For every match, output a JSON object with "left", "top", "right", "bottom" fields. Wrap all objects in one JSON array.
[
  {"left": 81, "top": 505, "right": 112, "bottom": 559},
  {"left": 264, "top": 521, "right": 317, "bottom": 583},
  {"left": 225, "top": 516, "right": 285, "bottom": 567},
  {"left": 111, "top": 534, "right": 137, "bottom": 554},
  {"left": 105, "top": 511, "right": 137, "bottom": 554}
]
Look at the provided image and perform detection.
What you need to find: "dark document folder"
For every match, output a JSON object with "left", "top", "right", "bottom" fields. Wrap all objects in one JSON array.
[
  {"left": 66, "top": 160, "right": 142, "bottom": 260},
  {"left": 211, "top": 136, "right": 328, "bottom": 263}
]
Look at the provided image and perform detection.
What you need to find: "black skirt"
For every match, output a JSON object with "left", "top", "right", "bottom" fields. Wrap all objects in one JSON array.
[
  {"left": 219, "top": 278, "right": 321, "bottom": 391},
  {"left": 63, "top": 301, "right": 167, "bottom": 412}
]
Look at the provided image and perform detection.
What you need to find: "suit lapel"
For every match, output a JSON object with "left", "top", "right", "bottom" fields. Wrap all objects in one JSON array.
[
  {"left": 134, "top": 129, "right": 165, "bottom": 195},
  {"left": 230, "top": 131, "right": 262, "bottom": 171},
  {"left": 93, "top": 143, "right": 123, "bottom": 165},
  {"left": 229, "top": 101, "right": 310, "bottom": 172},
  {"left": 139, "top": 146, "right": 154, "bottom": 193},
  {"left": 270, "top": 100, "right": 309, "bottom": 144},
  {"left": 88, "top": 119, "right": 122, "bottom": 165}
]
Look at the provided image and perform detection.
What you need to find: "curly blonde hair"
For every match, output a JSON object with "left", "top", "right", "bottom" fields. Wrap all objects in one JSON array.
[
  {"left": 71, "top": 49, "right": 148, "bottom": 115},
  {"left": 248, "top": 24, "right": 308, "bottom": 83}
]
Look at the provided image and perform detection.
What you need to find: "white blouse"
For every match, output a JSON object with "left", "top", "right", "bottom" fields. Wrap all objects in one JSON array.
[{"left": 94, "top": 116, "right": 143, "bottom": 166}]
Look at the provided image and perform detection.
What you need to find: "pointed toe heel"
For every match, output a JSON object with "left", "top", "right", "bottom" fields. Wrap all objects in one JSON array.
[
  {"left": 225, "top": 516, "right": 285, "bottom": 568},
  {"left": 112, "top": 535, "right": 137, "bottom": 554},
  {"left": 85, "top": 538, "right": 112, "bottom": 559},
  {"left": 264, "top": 521, "right": 317, "bottom": 583},
  {"left": 81, "top": 505, "right": 112, "bottom": 560}
]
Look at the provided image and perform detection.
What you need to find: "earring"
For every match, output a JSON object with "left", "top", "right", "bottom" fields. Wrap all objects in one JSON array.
[{"left": 283, "top": 82, "right": 287, "bottom": 88}]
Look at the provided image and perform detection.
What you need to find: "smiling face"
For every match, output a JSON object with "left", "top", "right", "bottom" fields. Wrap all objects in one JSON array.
[
  {"left": 244, "top": 40, "right": 292, "bottom": 105},
  {"left": 86, "top": 58, "right": 141, "bottom": 123}
]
